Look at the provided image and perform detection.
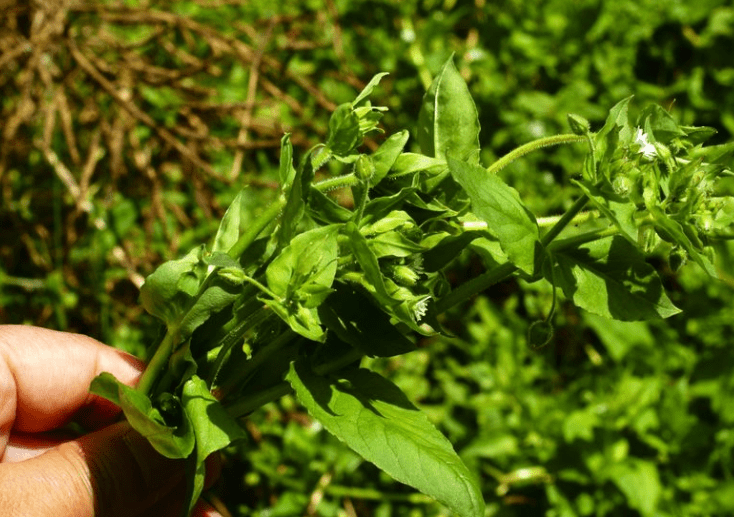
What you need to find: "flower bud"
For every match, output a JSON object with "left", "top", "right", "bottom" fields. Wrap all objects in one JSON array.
[
  {"left": 669, "top": 248, "right": 687, "bottom": 272},
  {"left": 612, "top": 175, "right": 633, "bottom": 197},
  {"left": 354, "top": 154, "right": 375, "bottom": 182},
  {"left": 388, "top": 264, "right": 421, "bottom": 287},
  {"left": 567, "top": 113, "right": 591, "bottom": 136}
]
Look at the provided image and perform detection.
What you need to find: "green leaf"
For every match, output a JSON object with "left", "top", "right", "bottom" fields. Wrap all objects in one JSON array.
[
  {"left": 573, "top": 179, "right": 638, "bottom": 242},
  {"left": 360, "top": 187, "right": 418, "bottom": 227},
  {"left": 389, "top": 153, "right": 448, "bottom": 180},
  {"left": 178, "top": 278, "right": 240, "bottom": 339},
  {"left": 90, "top": 373, "right": 195, "bottom": 459},
  {"left": 352, "top": 72, "right": 389, "bottom": 107},
  {"left": 326, "top": 103, "right": 361, "bottom": 157},
  {"left": 649, "top": 206, "right": 718, "bottom": 277},
  {"left": 417, "top": 55, "right": 480, "bottom": 163},
  {"left": 139, "top": 245, "right": 207, "bottom": 328},
  {"left": 448, "top": 157, "right": 541, "bottom": 275},
  {"left": 275, "top": 136, "right": 305, "bottom": 250},
  {"left": 211, "top": 189, "right": 250, "bottom": 254},
  {"left": 548, "top": 236, "right": 680, "bottom": 320},
  {"left": 266, "top": 225, "right": 340, "bottom": 298},
  {"left": 318, "top": 282, "right": 416, "bottom": 357},
  {"left": 368, "top": 231, "right": 424, "bottom": 259},
  {"left": 606, "top": 459, "right": 661, "bottom": 517},
  {"left": 181, "top": 375, "right": 246, "bottom": 517},
  {"left": 637, "top": 104, "right": 686, "bottom": 144},
  {"left": 286, "top": 362, "right": 485, "bottom": 517},
  {"left": 343, "top": 222, "right": 398, "bottom": 309},
  {"left": 265, "top": 225, "right": 340, "bottom": 341},
  {"left": 592, "top": 96, "right": 634, "bottom": 181},
  {"left": 422, "top": 232, "right": 479, "bottom": 272},
  {"left": 371, "top": 130, "right": 410, "bottom": 186},
  {"left": 278, "top": 133, "right": 296, "bottom": 188},
  {"left": 307, "top": 188, "right": 354, "bottom": 224}
]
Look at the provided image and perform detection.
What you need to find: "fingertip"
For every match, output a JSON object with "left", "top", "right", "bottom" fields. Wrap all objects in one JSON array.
[{"left": 191, "top": 499, "right": 226, "bottom": 517}]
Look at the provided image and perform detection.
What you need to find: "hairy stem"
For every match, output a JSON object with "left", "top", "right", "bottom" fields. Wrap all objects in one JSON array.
[{"left": 487, "top": 133, "right": 586, "bottom": 176}]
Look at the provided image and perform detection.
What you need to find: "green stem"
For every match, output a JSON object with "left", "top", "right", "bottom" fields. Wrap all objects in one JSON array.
[
  {"left": 228, "top": 199, "right": 284, "bottom": 260},
  {"left": 487, "top": 134, "right": 586, "bottom": 176},
  {"left": 434, "top": 194, "right": 592, "bottom": 315},
  {"left": 208, "top": 307, "right": 273, "bottom": 389},
  {"left": 540, "top": 195, "right": 589, "bottom": 247},
  {"left": 215, "top": 327, "right": 297, "bottom": 400},
  {"left": 547, "top": 226, "right": 620, "bottom": 252},
  {"left": 324, "top": 485, "right": 435, "bottom": 503},
  {"left": 433, "top": 261, "right": 517, "bottom": 315},
  {"left": 536, "top": 210, "right": 598, "bottom": 228},
  {"left": 225, "top": 381, "right": 292, "bottom": 418},
  {"left": 137, "top": 328, "right": 177, "bottom": 395},
  {"left": 314, "top": 173, "right": 359, "bottom": 192}
]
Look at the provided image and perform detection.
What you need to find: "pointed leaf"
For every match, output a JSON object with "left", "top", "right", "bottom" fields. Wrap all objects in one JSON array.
[
  {"left": 139, "top": 246, "right": 207, "bottom": 327},
  {"left": 181, "top": 375, "right": 247, "bottom": 516},
  {"left": 287, "top": 362, "right": 485, "bottom": 517},
  {"left": 343, "top": 222, "right": 398, "bottom": 308},
  {"left": 90, "top": 373, "right": 194, "bottom": 459},
  {"left": 212, "top": 189, "right": 250, "bottom": 254},
  {"left": 417, "top": 56, "right": 480, "bottom": 163},
  {"left": 326, "top": 103, "right": 361, "bottom": 156},
  {"left": 549, "top": 236, "right": 680, "bottom": 320},
  {"left": 278, "top": 134, "right": 296, "bottom": 188},
  {"left": 573, "top": 179, "right": 638, "bottom": 242},
  {"left": 449, "top": 157, "right": 541, "bottom": 274},
  {"left": 371, "top": 130, "right": 410, "bottom": 186},
  {"left": 352, "top": 72, "right": 389, "bottom": 107},
  {"left": 649, "top": 206, "right": 717, "bottom": 277}
]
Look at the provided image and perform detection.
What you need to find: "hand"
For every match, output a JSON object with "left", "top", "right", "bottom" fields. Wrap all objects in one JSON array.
[{"left": 0, "top": 325, "right": 223, "bottom": 517}]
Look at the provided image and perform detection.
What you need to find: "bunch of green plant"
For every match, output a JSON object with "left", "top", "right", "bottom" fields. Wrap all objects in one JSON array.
[{"left": 88, "top": 56, "right": 733, "bottom": 516}]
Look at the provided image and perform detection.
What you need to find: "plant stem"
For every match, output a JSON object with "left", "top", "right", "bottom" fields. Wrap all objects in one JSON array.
[
  {"left": 434, "top": 195, "right": 592, "bottom": 315},
  {"left": 324, "top": 485, "right": 435, "bottom": 503},
  {"left": 536, "top": 210, "right": 598, "bottom": 228},
  {"left": 314, "top": 172, "right": 359, "bottom": 192},
  {"left": 208, "top": 307, "right": 273, "bottom": 389},
  {"left": 433, "top": 261, "right": 517, "bottom": 315},
  {"left": 137, "top": 328, "right": 177, "bottom": 395},
  {"left": 487, "top": 133, "right": 586, "bottom": 176},
  {"left": 547, "top": 226, "right": 620, "bottom": 252},
  {"left": 225, "top": 381, "right": 292, "bottom": 418},
  {"left": 228, "top": 199, "right": 284, "bottom": 259},
  {"left": 540, "top": 195, "right": 589, "bottom": 247},
  {"left": 215, "top": 327, "right": 297, "bottom": 400}
]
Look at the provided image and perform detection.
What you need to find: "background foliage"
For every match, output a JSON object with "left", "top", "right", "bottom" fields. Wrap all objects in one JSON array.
[{"left": 2, "top": 0, "right": 734, "bottom": 515}]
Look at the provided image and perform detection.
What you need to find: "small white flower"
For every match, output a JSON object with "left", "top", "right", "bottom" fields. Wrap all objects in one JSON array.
[
  {"left": 635, "top": 128, "right": 657, "bottom": 160},
  {"left": 411, "top": 296, "right": 431, "bottom": 322}
]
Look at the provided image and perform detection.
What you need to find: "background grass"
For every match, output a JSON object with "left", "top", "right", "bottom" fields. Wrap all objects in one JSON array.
[{"left": 2, "top": 1, "right": 734, "bottom": 515}]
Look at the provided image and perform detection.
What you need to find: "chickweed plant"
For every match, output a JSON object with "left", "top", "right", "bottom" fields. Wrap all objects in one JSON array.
[{"left": 90, "top": 57, "right": 734, "bottom": 516}]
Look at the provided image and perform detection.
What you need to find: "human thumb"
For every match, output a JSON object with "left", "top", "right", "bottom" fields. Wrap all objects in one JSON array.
[{"left": 0, "top": 421, "right": 190, "bottom": 517}]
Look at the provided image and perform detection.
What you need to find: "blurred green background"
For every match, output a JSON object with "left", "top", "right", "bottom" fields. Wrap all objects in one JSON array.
[{"left": 2, "top": 0, "right": 734, "bottom": 515}]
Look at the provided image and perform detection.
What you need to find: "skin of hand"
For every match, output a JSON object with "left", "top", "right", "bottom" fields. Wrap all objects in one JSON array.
[{"left": 0, "top": 325, "right": 223, "bottom": 517}]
